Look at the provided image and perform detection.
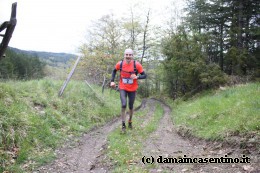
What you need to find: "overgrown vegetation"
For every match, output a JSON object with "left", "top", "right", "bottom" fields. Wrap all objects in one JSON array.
[
  {"left": 161, "top": 29, "right": 228, "bottom": 98},
  {"left": 0, "top": 79, "right": 129, "bottom": 172},
  {"left": 169, "top": 83, "right": 260, "bottom": 141}
]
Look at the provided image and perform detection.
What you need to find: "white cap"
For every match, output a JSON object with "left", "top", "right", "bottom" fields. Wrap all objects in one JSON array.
[{"left": 124, "top": 48, "right": 133, "bottom": 55}]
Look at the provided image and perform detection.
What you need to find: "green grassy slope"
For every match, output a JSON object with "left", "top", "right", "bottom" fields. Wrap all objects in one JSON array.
[
  {"left": 170, "top": 83, "right": 259, "bottom": 140},
  {"left": 0, "top": 79, "right": 127, "bottom": 172}
]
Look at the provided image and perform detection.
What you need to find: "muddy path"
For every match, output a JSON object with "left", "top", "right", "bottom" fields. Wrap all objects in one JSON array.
[
  {"left": 35, "top": 100, "right": 147, "bottom": 173},
  {"left": 36, "top": 117, "right": 120, "bottom": 173},
  {"left": 142, "top": 100, "right": 259, "bottom": 173},
  {"left": 35, "top": 99, "right": 259, "bottom": 173}
]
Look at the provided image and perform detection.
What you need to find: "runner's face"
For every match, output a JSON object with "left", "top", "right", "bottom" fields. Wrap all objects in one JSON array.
[{"left": 124, "top": 53, "right": 133, "bottom": 63}]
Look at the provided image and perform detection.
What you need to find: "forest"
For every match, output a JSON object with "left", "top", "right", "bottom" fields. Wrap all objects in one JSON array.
[{"left": 0, "top": 48, "right": 45, "bottom": 80}]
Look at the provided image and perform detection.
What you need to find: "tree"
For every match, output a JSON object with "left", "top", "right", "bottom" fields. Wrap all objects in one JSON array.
[
  {"left": 121, "top": 4, "right": 143, "bottom": 50},
  {"left": 79, "top": 13, "right": 124, "bottom": 85},
  {"left": 184, "top": 0, "right": 259, "bottom": 77},
  {"left": 161, "top": 26, "right": 227, "bottom": 98}
]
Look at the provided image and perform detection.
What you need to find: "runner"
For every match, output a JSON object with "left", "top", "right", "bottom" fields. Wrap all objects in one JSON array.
[{"left": 110, "top": 48, "right": 147, "bottom": 133}]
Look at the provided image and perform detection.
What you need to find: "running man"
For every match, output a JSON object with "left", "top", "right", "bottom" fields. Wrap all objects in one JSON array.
[{"left": 110, "top": 48, "right": 147, "bottom": 133}]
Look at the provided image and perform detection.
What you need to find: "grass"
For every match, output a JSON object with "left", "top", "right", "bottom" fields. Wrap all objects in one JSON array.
[
  {"left": 106, "top": 103, "right": 164, "bottom": 173},
  {"left": 1, "top": 78, "right": 258, "bottom": 172},
  {"left": 0, "top": 78, "right": 132, "bottom": 172},
  {"left": 169, "top": 82, "right": 260, "bottom": 140}
]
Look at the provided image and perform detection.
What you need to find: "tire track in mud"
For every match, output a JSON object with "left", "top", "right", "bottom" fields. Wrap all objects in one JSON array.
[{"left": 142, "top": 100, "right": 259, "bottom": 173}]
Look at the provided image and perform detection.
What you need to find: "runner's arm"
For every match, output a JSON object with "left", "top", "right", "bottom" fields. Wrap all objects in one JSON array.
[
  {"left": 110, "top": 68, "right": 117, "bottom": 82},
  {"left": 138, "top": 71, "right": 146, "bottom": 79}
]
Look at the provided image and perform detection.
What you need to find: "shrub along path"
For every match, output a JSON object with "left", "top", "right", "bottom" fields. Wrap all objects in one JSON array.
[{"left": 35, "top": 99, "right": 259, "bottom": 173}]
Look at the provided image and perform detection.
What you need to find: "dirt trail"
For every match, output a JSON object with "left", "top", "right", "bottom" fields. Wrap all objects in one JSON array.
[
  {"left": 36, "top": 99, "right": 259, "bottom": 173},
  {"left": 143, "top": 100, "right": 259, "bottom": 173},
  {"left": 36, "top": 117, "right": 121, "bottom": 173},
  {"left": 35, "top": 100, "right": 147, "bottom": 173}
]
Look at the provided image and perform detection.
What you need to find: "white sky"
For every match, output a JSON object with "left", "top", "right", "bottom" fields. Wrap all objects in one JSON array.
[{"left": 0, "top": 0, "right": 185, "bottom": 54}]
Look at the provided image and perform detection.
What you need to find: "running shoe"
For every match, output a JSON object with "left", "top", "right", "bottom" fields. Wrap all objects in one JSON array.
[
  {"left": 128, "top": 122, "right": 132, "bottom": 129},
  {"left": 121, "top": 124, "right": 126, "bottom": 133}
]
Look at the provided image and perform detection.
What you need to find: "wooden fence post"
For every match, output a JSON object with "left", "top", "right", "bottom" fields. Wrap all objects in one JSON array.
[{"left": 58, "top": 56, "right": 81, "bottom": 97}]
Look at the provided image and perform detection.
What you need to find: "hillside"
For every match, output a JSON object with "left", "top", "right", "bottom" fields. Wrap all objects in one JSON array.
[
  {"left": 9, "top": 47, "right": 77, "bottom": 67},
  {"left": 170, "top": 83, "right": 259, "bottom": 142}
]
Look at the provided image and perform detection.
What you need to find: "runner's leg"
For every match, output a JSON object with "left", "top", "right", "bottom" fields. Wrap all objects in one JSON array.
[
  {"left": 128, "top": 91, "right": 136, "bottom": 123},
  {"left": 120, "top": 90, "right": 127, "bottom": 123}
]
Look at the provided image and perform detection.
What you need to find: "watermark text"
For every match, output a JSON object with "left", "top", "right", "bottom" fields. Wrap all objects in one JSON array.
[{"left": 142, "top": 155, "right": 250, "bottom": 164}]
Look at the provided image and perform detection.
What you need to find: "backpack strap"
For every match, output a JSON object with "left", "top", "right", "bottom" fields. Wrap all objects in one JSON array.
[
  {"left": 133, "top": 60, "right": 137, "bottom": 75},
  {"left": 120, "top": 60, "right": 123, "bottom": 71}
]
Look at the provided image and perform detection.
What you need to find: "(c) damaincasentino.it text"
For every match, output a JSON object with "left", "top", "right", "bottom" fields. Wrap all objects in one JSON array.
[{"left": 142, "top": 155, "right": 250, "bottom": 164}]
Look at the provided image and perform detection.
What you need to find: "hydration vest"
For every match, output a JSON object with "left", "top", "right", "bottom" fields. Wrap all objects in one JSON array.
[{"left": 119, "top": 60, "right": 137, "bottom": 75}]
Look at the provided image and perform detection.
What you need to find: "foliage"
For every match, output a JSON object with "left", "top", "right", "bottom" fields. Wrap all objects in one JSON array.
[
  {"left": 160, "top": 0, "right": 259, "bottom": 98},
  {"left": 78, "top": 13, "right": 125, "bottom": 84},
  {"left": 184, "top": 0, "right": 260, "bottom": 76},
  {"left": 225, "top": 46, "right": 258, "bottom": 76},
  {"left": 78, "top": 45, "right": 122, "bottom": 84},
  {"left": 78, "top": 0, "right": 259, "bottom": 100},
  {"left": 138, "top": 60, "right": 164, "bottom": 98},
  {"left": 161, "top": 28, "right": 227, "bottom": 98}
]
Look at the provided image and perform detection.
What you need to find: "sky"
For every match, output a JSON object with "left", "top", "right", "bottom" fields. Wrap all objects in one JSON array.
[{"left": 0, "top": 0, "right": 185, "bottom": 54}]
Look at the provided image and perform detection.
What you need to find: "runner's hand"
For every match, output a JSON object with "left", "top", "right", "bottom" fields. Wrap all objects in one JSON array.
[
  {"left": 130, "top": 74, "right": 138, "bottom": 79},
  {"left": 110, "top": 82, "right": 116, "bottom": 88}
]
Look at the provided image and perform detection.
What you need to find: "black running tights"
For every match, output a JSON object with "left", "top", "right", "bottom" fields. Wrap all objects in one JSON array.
[{"left": 119, "top": 90, "right": 136, "bottom": 109}]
